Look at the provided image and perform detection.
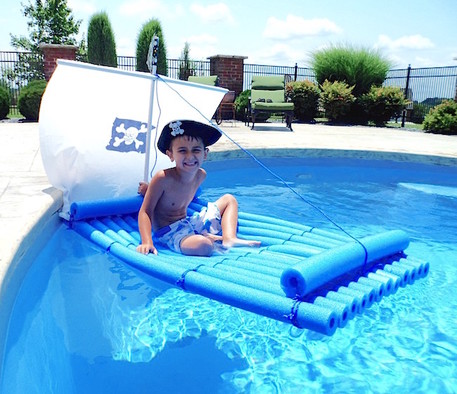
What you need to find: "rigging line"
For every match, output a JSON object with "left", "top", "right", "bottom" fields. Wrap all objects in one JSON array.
[
  {"left": 156, "top": 76, "right": 367, "bottom": 251},
  {"left": 217, "top": 128, "right": 365, "bottom": 247}
]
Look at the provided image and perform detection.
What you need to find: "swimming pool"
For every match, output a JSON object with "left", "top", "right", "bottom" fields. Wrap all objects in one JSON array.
[{"left": 2, "top": 156, "right": 457, "bottom": 393}]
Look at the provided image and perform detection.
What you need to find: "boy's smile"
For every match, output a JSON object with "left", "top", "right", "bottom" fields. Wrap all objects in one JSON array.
[{"left": 167, "top": 135, "right": 208, "bottom": 173}]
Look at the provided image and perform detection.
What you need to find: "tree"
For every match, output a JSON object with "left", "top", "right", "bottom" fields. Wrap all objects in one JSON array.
[
  {"left": 87, "top": 12, "right": 117, "bottom": 67},
  {"left": 136, "top": 19, "right": 167, "bottom": 75},
  {"left": 7, "top": 0, "right": 82, "bottom": 82},
  {"left": 10, "top": 0, "right": 81, "bottom": 52},
  {"left": 178, "top": 42, "right": 195, "bottom": 80}
]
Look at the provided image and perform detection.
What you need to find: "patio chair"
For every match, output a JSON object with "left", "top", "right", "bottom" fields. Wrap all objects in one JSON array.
[
  {"left": 188, "top": 75, "right": 235, "bottom": 124},
  {"left": 188, "top": 75, "right": 218, "bottom": 86},
  {"left": 248, "top": 75, "right": 294, "bottom": 130}
]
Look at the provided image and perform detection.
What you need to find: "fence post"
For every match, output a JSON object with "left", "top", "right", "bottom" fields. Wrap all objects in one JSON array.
[
  {"left": 294, "top": 63, "right": 298, "bottom": 81},
  {"left": 208, "top": 55, "right": 247, "bottom": 96},
  {"left": 401, "top": 64, "right": 411, "bottom": 127},
  {"left": 454, "top": 57, "right": 457, "bottom": 101},
  {"left": 39, "top": 44, "right": 78, "bottom": 81}
]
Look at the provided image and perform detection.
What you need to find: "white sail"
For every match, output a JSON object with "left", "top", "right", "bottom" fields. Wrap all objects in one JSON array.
[{"left": 39, "top": 60, "right": 227, "bottom": 219}]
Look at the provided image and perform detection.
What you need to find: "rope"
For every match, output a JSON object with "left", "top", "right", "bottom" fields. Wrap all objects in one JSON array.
[
  {"left": 285, "top": 297, "right": 302, "bottom": 327},
  {"left": 176, "top": 264, "right": 205, "bottom": 289},
  {"left": 106, "top": 241, "right": 117, "bottom": 252}
]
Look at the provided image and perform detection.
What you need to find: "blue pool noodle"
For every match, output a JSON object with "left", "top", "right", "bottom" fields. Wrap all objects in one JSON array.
[
  {"left": 280, "top": 230, "right": 409, "bottom": 298},
  {"left": 70, "top": 195, "right": 143, "bottom": 221}
]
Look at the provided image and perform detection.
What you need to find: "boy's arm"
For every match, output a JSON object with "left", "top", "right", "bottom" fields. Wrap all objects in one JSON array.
[{"left": 136, "top": 173, "right": 165, "bottom": 255}]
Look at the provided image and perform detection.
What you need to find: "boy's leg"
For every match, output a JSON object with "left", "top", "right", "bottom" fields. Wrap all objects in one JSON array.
[
  {"left": 180, "top": 234, "right": 214, "bottom": 256},
  {"left": 215, "top": 194, "right": 238, "bottom": 240},
  {"left": 215, "top": 194, "right": 261, "bottom": 248}
]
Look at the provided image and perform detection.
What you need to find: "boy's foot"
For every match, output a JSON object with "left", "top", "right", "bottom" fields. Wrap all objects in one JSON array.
[{"left": 223, "top": 237, "right": 261, "bottom": 248}]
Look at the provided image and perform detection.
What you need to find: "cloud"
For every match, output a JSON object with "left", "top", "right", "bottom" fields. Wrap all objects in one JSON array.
[
  {"left": 117, "top": 37, "right": 136, "bottom": 57},
  {"left": 263, "top": 16, "right": 342, "bottom": 40},
  {"left": 412, "top": 56, "right": 437, "bottom": 68},
  {"left": 171, "top": 34, "right": 219, "bottom": 60},
  {"left": 118, "top": 0, "right": 163, "bottom": 16},
  {"left": 376, "top": 34, "right": 434, "bottom": 50},
  {"left": 190, "top": 3, "right": 235, "bottom": 25},
  {"left": 67, "top": 0, "right": 97, "bottom": 15},
  {"left": 186, "top": 34, "right": 218, "bottom": 46},
  {"left": 249, "top": 43, "right": 306, "bottom": 66}
]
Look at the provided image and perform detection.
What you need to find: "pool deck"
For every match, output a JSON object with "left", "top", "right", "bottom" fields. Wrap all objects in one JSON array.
[{"left": 1, "top": 119, "right": 457, "bottom": 346}]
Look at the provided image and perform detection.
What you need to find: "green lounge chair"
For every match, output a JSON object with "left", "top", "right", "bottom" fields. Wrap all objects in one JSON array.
[
  {"left": 188, "top": 75, "right": 218, "bottom": 86},
  {"left": 249, "top": 75, "right": 294, "bottom": 130},
  {"left": 188, "top": 75, "right": 235, "bottom": 124}
]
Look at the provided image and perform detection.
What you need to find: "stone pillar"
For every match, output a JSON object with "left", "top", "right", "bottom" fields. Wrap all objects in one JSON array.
[
  {"left": 39, "top": 44, "right": 78, "bottom": 81},
  {"left": 208, "top": 55, "right": 247, "bottom": 96}
]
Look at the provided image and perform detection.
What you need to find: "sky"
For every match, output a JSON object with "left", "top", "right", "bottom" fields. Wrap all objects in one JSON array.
[{"left": 1, "top": 0, "right": 457, "bottom": 69}]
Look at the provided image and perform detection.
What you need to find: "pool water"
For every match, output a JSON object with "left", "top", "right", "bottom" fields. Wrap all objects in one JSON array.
[{"left": 2, "top": 157, "right": 457, "bottom": 393}]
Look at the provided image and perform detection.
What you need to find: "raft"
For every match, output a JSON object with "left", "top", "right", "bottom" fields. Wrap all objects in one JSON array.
[{"left": 69, "top": 195, "right": 429, "bottom": 336}]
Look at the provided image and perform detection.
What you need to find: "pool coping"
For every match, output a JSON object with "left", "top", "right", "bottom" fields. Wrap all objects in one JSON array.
[
  {"left": 1, "top": 120, "right": 457, "bottom": 369},
  {"left": 207, "top": 147, "right": 457, "bottom": 166}
]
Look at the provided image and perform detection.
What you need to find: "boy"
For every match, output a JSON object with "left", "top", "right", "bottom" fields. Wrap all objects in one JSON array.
[{"left": 136, "top": 120, "right": 260, "bottom": 256}]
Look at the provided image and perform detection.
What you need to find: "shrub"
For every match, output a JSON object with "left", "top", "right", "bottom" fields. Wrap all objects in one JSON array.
[
  {"left": 234, "top": 89, "right": 250, "bottom": 120},
  {"left": 311, "top": 45, "right": 392, "bottom": 97},
  {"left": 234, "top": 90, "right": 270, "bottom": 122},
  {"left": 319, "top": 80, "right": 355, "bottom": 122},
  {"left": 410, "top": 102, "right": 429, "bottom": 123},
  {"left": 0, "top": 85, "right": 10, "bottom": 120},
  {"left": 423, "top": 100, "right": 457, "bottom": 135},
  {"left": 286, "top": 80, "right": 320, "bottom": 122},
  {"left": 87, "top": 12, "right": 117, "bottom": 67},
  {"left": 17, "top": 79, "right": 47, "bottom": 121},
  {"left": 359, "top": 86, "right": 409, "bottom": 125},
  {"left": 136, "top": 19, "right": 168, "bottom": 75}
]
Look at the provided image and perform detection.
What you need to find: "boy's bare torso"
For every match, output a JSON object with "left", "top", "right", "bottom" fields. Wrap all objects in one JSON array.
[{"left": 151, "top": 167, "right": 205, "bottom": 230}]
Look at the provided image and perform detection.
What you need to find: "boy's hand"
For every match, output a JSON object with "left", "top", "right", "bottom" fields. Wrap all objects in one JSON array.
[
  {"left": 138, "top": 181, "right": 148, "bottom": 196},
  {"left": 136, "top": 243, "right": 158, "bottom": 255}
]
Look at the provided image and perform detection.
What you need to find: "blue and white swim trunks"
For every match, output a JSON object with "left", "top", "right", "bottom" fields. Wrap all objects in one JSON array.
[{"left": 154, "top": 202, "right": 222, "bottom": 253}]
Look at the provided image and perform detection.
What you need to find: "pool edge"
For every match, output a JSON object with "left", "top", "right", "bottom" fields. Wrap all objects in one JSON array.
[
  {"left": 207, "top": 148, "right": 457, "bottom": 167},
  {"left": 0, "top": 186, "right": 62, "bottom": 372}
]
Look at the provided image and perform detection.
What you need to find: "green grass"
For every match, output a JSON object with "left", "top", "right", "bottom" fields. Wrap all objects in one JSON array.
[
  {"left": 386, "top": 121, "right": 423, "bottom": 131},
  {"left": 312, "top": 117, "right": 424, "bottom": 130}
]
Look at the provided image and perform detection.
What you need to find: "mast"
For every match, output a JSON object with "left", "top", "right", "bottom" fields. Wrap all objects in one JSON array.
[{"left": 143, "top": 35, "right": 159, "bottom": 182}]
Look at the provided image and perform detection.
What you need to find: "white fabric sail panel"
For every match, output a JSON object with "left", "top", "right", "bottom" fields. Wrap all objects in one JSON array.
[{"left": 39, "top": 60, "right": 227, "bottom": 219}]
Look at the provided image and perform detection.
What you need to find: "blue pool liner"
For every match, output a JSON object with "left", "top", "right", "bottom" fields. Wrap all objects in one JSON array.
[{"left": 68, "top": 196, "right": 429, "bottom": 336}]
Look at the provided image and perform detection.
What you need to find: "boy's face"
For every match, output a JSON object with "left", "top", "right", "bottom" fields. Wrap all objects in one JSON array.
[{"left": 166, "top": 135, "right": 208, "bottom": 172}]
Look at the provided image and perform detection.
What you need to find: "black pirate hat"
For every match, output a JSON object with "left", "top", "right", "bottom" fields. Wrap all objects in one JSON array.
[{"left": 157, "top": 120, "right": 221, "bottom": 154}]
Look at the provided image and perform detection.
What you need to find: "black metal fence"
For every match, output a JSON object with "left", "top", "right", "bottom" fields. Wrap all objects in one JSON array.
[
  {"left": 117, "top": 56, "right": 211, "bottom": 80},
  {"left": 0, "top": 51, "right": 44, "bottom": 115},
  {"left": 384, "top": 66, "right": 457, "bottom": 121},
  {"left": 2, "top": 50, "right": 456, "bottom": 121},
  {"left": 116, "top": 55, "right": 136, "bottom": 72}
]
